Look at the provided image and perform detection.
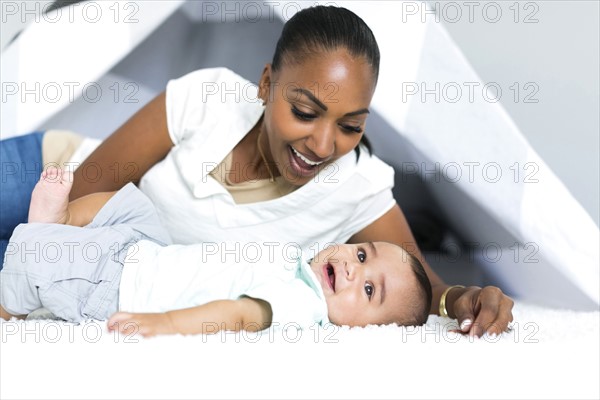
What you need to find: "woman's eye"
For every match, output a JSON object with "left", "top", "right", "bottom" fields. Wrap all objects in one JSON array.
[
  {"left": 364, "top": 282, "right": 374, "bottom": 299},
  {"left": 340, "top": 124, "right": 363, "bottom": 134},
  {"left": 291, "top": 107, "right": 317, "bottom": 121},
  {"left": 357, "top": 249, "right": 366, "bottom": 263}
]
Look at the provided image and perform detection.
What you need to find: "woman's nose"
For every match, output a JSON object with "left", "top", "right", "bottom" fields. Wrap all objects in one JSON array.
[{"left": 306, "top": 124, "right": 335, "bottom": 159}]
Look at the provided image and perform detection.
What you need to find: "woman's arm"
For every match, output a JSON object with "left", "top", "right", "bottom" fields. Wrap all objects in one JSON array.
[
  {"left": 348, "top": 204, "right": 514, "bottom": 337},
  {"left": 107, "top": 297, "right": 273, "bottom": 337},
  {"left": 70, "top": 92, "right": 173, "bottom": 200}
]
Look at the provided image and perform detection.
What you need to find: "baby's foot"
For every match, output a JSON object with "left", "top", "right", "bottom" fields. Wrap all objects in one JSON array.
[{"left": 28, "top": 167, "right": 73, "bottom": 224}]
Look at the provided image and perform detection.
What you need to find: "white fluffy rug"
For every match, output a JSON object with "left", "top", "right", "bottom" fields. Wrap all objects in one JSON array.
[{"left": 1, "top": 302, "right": 598, "bottom": 399}]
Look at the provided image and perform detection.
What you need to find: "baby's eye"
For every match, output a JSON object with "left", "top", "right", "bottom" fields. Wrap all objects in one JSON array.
[
  {"left": 364, "top": 282, "right": 374, "bottom": 300},
  {"left": 357, "top": 249, "right": 366, "bottom": 263}
]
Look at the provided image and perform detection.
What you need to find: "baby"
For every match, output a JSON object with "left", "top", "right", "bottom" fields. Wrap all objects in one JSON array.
[{"left": 0, "top": 168, "right": 432, "bottom": 336}]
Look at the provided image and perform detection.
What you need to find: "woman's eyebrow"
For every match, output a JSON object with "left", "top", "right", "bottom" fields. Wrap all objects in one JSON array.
[
  {"left": 344, "top": 109, "right": 370, "bottom": 117},
  {"left": 292, "top": 88, "right": 327, "bottom": 111}
]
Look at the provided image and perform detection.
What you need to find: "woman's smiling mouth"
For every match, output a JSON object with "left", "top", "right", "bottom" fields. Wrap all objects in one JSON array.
[
  {"left": 288, "top": 146, "right": 326, "bottom": 178},
  {"left": 290, "top": 146, "right": 324, "bottom": 166}
]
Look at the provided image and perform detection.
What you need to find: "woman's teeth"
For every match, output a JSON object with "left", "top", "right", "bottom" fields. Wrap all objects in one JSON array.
[{"left": 291, "top": 147, "right": 324, "bottom": 166}]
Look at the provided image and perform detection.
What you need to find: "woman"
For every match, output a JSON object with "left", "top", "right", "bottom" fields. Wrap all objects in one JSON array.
[{"left": 1, "top": 6, "right": 512, "bottom": 336}]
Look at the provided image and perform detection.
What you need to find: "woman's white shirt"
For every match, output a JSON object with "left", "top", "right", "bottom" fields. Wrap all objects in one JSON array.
[{"left": 139, "top": 67, "right": 395, "bottom": 255}]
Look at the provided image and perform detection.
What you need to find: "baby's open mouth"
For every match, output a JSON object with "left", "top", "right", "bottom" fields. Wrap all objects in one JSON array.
[{"left": 326, "top": 264, "right": 335, "bottom": 292}]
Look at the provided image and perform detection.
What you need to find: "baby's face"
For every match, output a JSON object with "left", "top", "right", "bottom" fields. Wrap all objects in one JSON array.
[{"left": 309, "top": 242, "right": 416, "bottom": 327}]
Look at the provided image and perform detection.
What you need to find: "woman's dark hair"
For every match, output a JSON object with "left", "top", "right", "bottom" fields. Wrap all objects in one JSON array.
[{"left": 271, "top": 6, "right": 380, "bottom": 160}]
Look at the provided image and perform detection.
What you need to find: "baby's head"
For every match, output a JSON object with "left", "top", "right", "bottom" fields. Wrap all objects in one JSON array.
[{"left": 309, "top": 242, "right": 432, "bottom": 327}]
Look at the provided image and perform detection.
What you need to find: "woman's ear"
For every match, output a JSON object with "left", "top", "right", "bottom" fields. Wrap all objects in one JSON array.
[{"left": 258, "top": 64, "right": 272, "bottom": 104}]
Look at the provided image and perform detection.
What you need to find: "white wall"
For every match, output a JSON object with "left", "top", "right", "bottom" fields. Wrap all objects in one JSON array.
[
  {"left": 0, "top": 0, "right": 53, "bottom": 50},
  {"left": 440, "top": 0, "right": 599, "bottom": 226}
]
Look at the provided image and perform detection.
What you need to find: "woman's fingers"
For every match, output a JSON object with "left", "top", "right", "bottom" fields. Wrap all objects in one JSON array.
[
  {"left": 452, "top": 286, "right": 481, "bottom": 333},
  {"left": 485, "top": 295, "right": 515, "bottom": 336},
  {"left": 469, "top": 287, "right": 501, "bottom": 337},
  {"left": 452, "top": 286, "right": 514, "bottom": 338},
  {"left": 470, "top": 286, "right": 514, "bottom": 337},
  {"left": 453, "top": 299, "right": 476, "bottom": 333}
]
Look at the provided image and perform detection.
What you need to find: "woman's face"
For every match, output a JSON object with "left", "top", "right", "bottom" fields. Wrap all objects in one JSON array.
[{"left": 259, "top": 48, "right": 377, "bottom": 186}]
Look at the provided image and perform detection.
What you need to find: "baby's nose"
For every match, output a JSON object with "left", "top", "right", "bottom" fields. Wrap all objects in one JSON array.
[{"left": 345, "top": 260, "right": 359, "bottom": 280}]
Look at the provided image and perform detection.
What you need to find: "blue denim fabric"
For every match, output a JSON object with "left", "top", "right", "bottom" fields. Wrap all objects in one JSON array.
[{"left": 0, "top": 132, "right": 44, "bottom": 268}]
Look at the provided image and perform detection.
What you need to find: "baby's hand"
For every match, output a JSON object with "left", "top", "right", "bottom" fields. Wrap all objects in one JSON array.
[{"left": 107, "top": 312, "right": 176, "bottom": 338}]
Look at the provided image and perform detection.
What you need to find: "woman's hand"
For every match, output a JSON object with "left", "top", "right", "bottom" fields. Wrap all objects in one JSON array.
[
  {"left": 450, "top": 286, "right": 514, "bottom": 337},
  {"left": 107, "top": 312, "right": 176, "bottom": 338}
]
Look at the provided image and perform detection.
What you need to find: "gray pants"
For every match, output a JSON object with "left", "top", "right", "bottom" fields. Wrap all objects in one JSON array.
[{"left": 0, "top": 183, "right": 171, "bottom": 321}]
